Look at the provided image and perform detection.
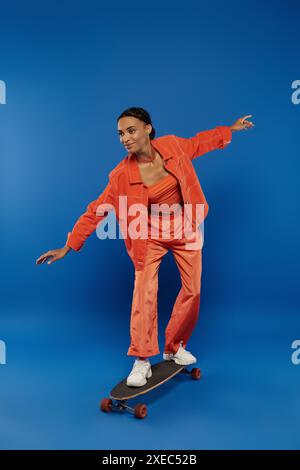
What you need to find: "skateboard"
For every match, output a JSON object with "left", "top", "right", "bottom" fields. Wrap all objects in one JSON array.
[{"left": 100, "top": 360, "right": 201, "bottom": 419}]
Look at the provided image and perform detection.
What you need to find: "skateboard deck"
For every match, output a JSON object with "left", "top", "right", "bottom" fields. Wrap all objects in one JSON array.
[
  {"left": 111, "top": 360, "right": 185, "bottom": 400},
  {"left": 100, "top": 360, "right": 201, "bottom": 418}
]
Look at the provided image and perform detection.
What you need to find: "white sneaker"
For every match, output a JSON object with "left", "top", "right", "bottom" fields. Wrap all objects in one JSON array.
[
  {"left": 163, "top": 341, "right": 197, "bottom": 365},
  {"left": 126, "top": 359, "right": 152, "bottom": 387}
]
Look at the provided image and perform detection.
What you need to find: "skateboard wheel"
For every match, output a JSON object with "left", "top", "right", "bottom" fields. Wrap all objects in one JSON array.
[
  {"left": 100, "top": 398, "right": 113, "bottom": 412},
  {"left": 134, "top": 403, "right": 147, "bottom": 419},
  {"left": 191, "top": 368, "right": 201, "bottom": 380}
]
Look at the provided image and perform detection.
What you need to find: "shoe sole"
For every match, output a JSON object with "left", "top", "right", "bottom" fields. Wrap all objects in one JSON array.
[
  {"left": 163, "top": 355, "right": 196, "bottom": 366},
  {"left": 173, "top": 358, "right": 196, "bottom": 366}
]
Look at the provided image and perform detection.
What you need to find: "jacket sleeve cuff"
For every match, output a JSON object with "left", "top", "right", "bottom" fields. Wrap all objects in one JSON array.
[
  {"left": 65, "top": 232, "right": 83, "bottom": 252},
  {"left": 216, "top": 126, "right": 232, "bottom": 148}
]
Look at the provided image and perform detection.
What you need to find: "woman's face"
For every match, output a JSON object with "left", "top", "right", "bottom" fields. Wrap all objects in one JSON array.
[{"left": 118, "top": 116, "right": 152, "bottom": 153}]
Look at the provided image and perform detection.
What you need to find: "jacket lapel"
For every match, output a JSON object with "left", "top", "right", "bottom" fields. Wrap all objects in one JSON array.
[{"left": 127, "top": 139, "right": 174, "bottom": 185}]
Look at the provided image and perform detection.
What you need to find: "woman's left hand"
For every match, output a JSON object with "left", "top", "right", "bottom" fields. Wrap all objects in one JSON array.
[{"left": 230, "top": 115, "right": 254, "bottom": 131}]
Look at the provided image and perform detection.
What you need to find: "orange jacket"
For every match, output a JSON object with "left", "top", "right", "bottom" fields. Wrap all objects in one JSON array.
[{"left": 66, "top": 125, "right": 232, "bottom": 270}]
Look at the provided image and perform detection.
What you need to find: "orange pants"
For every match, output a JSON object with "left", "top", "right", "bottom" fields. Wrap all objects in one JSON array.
[{"left": 127, "top": 217, "right": 202, "bottom": 358}]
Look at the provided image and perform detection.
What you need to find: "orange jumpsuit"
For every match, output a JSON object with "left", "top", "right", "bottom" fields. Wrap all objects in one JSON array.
[{"left": 127, "top": 171, "right": 202, "bottom": 358}]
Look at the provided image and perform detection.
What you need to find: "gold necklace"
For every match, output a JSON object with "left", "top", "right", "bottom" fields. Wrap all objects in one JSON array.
[{"left": 139, "top": 152, "right": 157, "bottom": 164}]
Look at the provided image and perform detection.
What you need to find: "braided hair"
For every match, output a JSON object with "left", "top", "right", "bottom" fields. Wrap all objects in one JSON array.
[{"left": 117, "top": 107, "right": 156, "bottom": 140}]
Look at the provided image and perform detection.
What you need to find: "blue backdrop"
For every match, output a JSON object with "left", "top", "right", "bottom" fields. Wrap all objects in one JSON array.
[{"left": 1, "top": 0, "right": 299, "bottom": 450}]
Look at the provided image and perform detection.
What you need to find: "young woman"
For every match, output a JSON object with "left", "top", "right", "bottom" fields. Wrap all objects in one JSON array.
[{"left": 36, "top": 107, "right": 254, "bottom": 387}]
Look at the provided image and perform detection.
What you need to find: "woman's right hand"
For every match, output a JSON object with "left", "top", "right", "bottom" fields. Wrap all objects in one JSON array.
[{"left": 36, "top": 246, "right": 71, "bottom": 265}]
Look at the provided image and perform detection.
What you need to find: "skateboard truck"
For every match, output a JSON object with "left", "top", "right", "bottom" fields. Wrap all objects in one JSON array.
[{"left": 101, "top": 399, "right": 148, "bottom": 419}]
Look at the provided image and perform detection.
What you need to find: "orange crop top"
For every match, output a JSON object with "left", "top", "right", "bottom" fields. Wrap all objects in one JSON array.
[{"left": 145, "top": 172, "right": 184, "bottom": 214}]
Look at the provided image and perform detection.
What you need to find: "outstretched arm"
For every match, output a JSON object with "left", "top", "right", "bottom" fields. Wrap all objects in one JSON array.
[
  {"left": 174, "top": 115, "right": 254, "bottom": 160},
  {"left": 66, "top": 179, "right": 116, "bottom": 252},
  {"left": 36, "top": 175, "right": 117, "bottom": 266}
]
